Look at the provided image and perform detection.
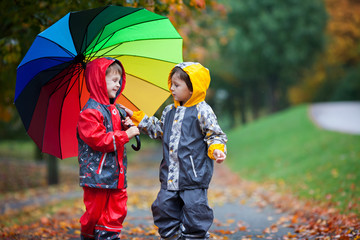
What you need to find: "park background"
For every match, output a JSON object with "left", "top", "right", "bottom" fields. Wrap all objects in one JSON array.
[{"left": 0, "top": 0, "right": 359, "bottom": 238}]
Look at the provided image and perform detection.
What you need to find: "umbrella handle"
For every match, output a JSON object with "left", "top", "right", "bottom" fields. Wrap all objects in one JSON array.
[
  {"left": 119, "top": 106, "right": 141, "bottom": 151},
  {"left": 132, "top": 135, "right": 141, "bottom": 151}
]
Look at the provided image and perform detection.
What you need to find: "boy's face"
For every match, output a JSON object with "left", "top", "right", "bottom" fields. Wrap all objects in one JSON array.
[
  {"left": 170, "top": 72, "right": 193, "bottom": 104},
  {"left": 106, "top": 70, "right": 122, "bottom": 99}
]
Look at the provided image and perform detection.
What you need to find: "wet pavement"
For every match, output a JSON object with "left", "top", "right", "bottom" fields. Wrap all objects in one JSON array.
[
  {"left": 122, "top": 143, "right": 295, "bottom": 239},
  {"left": 309, "top": 101, "right": 360, "bottom": 135}
]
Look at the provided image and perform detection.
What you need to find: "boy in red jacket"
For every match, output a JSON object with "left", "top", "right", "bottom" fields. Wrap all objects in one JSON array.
[{"left": 77, "top": 58, "right": 139, "bottom": 240}]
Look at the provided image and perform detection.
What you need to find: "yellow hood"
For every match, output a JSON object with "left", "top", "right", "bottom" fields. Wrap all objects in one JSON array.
[{"left": 168, "top": 62, "right": 210, "bottom": 108}]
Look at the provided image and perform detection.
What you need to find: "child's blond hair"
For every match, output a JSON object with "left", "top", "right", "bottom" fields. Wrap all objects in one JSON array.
[{"left": 106, "top": 62, "right": 123, "bottom": 76}]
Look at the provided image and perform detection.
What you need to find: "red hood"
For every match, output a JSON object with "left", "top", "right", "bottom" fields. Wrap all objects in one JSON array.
[{"left": 85, "top": 58, "right": 126, "bottom": 105}]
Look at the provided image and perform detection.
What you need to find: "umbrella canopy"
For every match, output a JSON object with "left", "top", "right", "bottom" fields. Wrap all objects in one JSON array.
[{"left": 15, "top": 5, "right": 183, "bottom": 159}]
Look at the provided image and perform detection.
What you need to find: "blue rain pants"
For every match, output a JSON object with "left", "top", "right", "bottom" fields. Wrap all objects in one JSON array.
[{"left": 151, "top": 188, "right": 213, "bottom": 240}]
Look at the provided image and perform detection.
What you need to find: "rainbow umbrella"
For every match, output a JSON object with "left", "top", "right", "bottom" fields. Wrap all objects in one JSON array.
[{"left": 15, "top": 5, "right": 183, "bottom": 159}]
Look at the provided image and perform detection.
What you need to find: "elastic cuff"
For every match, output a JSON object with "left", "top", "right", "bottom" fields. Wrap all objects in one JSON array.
[
  {"left": 131, "top": 111, "right": 145, "bottom": 126},
  {"left": 208, "top": 144, "right": 225, "bottom": 160}
]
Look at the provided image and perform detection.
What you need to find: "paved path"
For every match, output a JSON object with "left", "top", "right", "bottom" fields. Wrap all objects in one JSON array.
[
  {"left": 309, "top": 101, "right": 360, "bottom": 135},
  {"left": 122, "top": 144, "right": 295, "bottom": 239}
]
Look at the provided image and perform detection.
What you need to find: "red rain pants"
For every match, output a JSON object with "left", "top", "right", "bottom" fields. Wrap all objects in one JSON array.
[{"left": 80, "top": 187, "right": 128, "bottom": 239}]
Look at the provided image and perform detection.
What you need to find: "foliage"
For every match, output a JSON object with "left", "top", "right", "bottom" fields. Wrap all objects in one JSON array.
[
  {"left": 226, "top": 104, "right": 360, "bottom": 215},
  {"left": 0, "top": 140, "right": 35, "bottom": 160},
  {"left": 220, "top": 0, "right": 327, "bottom": 114},
  {"left": 331, "top": 65, "right": 360, "bottom": 101},
  {"left": 289, "top": 0, "right": 360, "bottom": 104},
  {"left": 162, "top": 0, "right": 228, "bottom": 63}
]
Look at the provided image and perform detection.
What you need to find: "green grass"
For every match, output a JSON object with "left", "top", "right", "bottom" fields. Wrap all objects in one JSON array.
[
  {"left": 0, "top": 140, "right": 36, "bottom": 160},
  {"left": 226, "top": 104, "right": 360, "bottom": 214}
]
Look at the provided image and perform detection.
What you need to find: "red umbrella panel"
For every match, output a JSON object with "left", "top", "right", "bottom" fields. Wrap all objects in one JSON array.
[{"left": 26, "top": 64, "right": 89, "bottom": 158}]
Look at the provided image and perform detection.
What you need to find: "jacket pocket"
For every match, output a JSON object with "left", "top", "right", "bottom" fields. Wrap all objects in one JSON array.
[
  {"left": 96, "top": 153, "right": 107, "bottom": 174},
  {"left": 190, "top": 155, "right": 197, "bottom": 178}
]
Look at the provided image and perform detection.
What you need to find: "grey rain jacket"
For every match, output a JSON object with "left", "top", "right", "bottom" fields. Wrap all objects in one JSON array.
[{"left": 132, "top": 62, "right": 227, "bottom": 191}]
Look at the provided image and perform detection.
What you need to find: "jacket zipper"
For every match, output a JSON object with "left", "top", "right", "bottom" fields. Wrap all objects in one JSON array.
[
  {"left": 190, "top": 155, "right": 197, "bottom": 178},
  {"left": 97, "top": 153, "right": 107, "bottom": 174},
  {"left": 109, "top": 105, "right": 125, "bottom": 187}
]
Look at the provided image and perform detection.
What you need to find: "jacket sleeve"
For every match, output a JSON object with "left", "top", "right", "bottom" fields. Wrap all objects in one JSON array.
[
  {"left": 198, "top": 103, "right": 228, "bottom": 160},
  {"left": 131, "top": 105, "right": 173, "bottom": 140},
  {"left": 78, "top": 109, "right": 129, "bottom": 152}
]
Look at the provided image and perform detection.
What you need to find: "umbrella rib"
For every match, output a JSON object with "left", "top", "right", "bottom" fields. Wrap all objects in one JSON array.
[
  {"left": 18, "top": 56, "right": 74, "bottom": 73},
  {"left": 45, "top": 62, "right": 82, "bottom": 87},
  {"left": 45, "top": 64, "right": 84, "bottom": 110},
  {"left": 40, "top": 65, "right": 80, "bottom": 158},
  {"left": 92, "top": 17, "right": 174, "bottom": 46},
  {"left": 18, "top": 34, "right": 77, "bottom": 71},
  {"left": 42, "top": 63, "right": 83, "bottom": 158},
  {"left": 83, "top": 9, "right": 169, "bottom": 55},
  {"left": 55, "top": 73, "right": 76, "bottom": 159},
  {"left": 85, "top": 37, "right": 182, "bottom": 58},
  {"left": 41, "top": 67, "right": 84, "bottom": 130},
  {"left": 83, "top": 14, "right": 181, "bottom": 57},
  {"left": 110, "top": 53, "right": 180, "bottom": 66},
  {"left": 30, "top": 60, "right": 73, "bottom": 87},
  {"left": 80, "top": 6, "right": 143, "bottom": 58},
  {"left": 64, "top": 65, "right": 84, "bottom": 96},
  {"left": 119, "top": 17, "right": 169, "bottom": 30},
  {"left": 37, "top": 36, "right": 76, "bottom": 57},
  {"left": 88, "top": 37, "right": 122, "bottom": 60},
  {"left": 106, "top": 12, "right": 168, "bottom": 33},
  {"left": 86, "top": 29, "right": 115, "bottom": 61},
  {"left": 121, "top": 94, "right": 139, "bottom": 112},
  {"left": 86, "top": 39, "right": 182, "bottom": 65},
  {"left": 83, "top": 25, "right": 106, "bottom": 62},
  {"left": 126, "top": 72, "right": 170, "bottom": 92},
  {"left": 78, "top": 68, "right": 86, "bottom": 107},
  {"left": 78, "top": 5, "right": 111, "bottom": 56},
  {"left": 82, "top": 6, "right": 133, "bottom": 61}
]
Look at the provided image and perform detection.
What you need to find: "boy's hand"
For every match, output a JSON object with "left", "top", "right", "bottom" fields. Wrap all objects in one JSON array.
[
  {"left": 213, "top": 149, "right": 226, "bottom": 164},
  {"left": 118, "top": 104, "right": 133, "bottom": 117},
  {"left": 126, "top": 126, "right": 140, "bottom": 139},
  {"left": 122, "top": 117, "right": 134, "bottom": 129}
]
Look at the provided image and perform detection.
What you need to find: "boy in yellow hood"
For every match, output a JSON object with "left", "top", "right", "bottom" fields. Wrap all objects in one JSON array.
[{"left": 122, "top": 62, "right": 227, "bottom": 239}]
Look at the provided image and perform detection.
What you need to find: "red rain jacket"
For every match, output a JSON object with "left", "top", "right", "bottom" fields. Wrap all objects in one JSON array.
[{"left": 77, "top": 58, "right": 129, "bottom": 189}]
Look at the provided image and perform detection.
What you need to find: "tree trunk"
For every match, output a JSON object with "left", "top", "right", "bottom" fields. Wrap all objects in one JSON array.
[
  {"left": 239, "top": 88, "right": 247, "bottom": 124},
  {"left": 278, "top": 84, "right": 289, "bottom": 110},
  {"left": 268, "top": 75, "right": 279, "bottom": 113},
  {"left": 250, "top": 82, "right": 260, "bottom": 120},
  {"left": 34, "top": 146, "right": 43, "bottom": 162},
  {"left": 227, "top": 94, "right": 236, "bottom": 128},
  {"left": 47, "top": 154, "right": 59, "bottom": 185}
]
